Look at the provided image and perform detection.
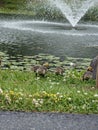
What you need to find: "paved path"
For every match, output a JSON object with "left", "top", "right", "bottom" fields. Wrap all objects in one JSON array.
[{"left": 0, "top": 111, "right": 98, "bottom": 130}]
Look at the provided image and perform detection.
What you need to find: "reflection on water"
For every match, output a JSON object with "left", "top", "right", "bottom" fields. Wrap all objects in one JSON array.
[{"left": 0, "top": 19, "right": 98, "bottom": 58}]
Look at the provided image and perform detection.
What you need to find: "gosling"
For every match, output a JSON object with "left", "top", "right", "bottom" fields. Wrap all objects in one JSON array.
[
  {"left": 55, "top": 66, "right": 64, "bottom": 75},
  {"left": 35, "top": 66, "right": 47, "bottom": 77},
  {"left": 31, "top": 65, "right": 40, "bottom": 72},
  {"left": 31, "top": 62, "right": 49, "bottom": 77},
  {"left": 82, "top": 71, "right": 93, "bottom": 81}
]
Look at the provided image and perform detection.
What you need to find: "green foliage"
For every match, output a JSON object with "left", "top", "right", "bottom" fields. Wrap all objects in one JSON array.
[
  {"left": 0, "top": 69, "right": 98, "bottom": 113},
  {"left": 0, "top": 0, "right": 98, "bottom": 21},
  {"left": 1, "top": 0, "right": 26, "bottom": 8},
  {"left": 83, "top": 7, "right": 98, "bottom": 21}
]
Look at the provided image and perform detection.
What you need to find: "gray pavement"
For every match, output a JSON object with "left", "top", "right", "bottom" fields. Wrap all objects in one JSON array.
[{"left": 0, "top": 111, "right": 98, "bottom": 130}]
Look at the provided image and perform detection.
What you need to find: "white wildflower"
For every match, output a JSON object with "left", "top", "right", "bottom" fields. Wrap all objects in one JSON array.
[
  {"left": 94, "top": 94, "right": 98, "bottom": 97},
  {"left": 77, "top": 91, "right": 80, "bottom": 93},
  {"left": 42, "top": 91, "right": 47, "bottom": 94},
  {"left": 70, "top": 62, "right": 74, "bottom": 66},
  {"left": 82, "top": 104, "right": 86, "bottom": 109},
  {"left": 32, "top": 98, "right": 43, "bottom": 107},
  {"left": 59, "top": 95, "right": 63, "bottom": 98},
  {"left": 84, "top": 93, "right": 88, "bottom": 95},
  {"left": 68, "top": 97, "right": 72, "bottom": 101},
  {"left": 19, "top": 97, "right": 23, "bottom": 100},
  {"left": 56, "top": 82, "right": 59, "bottom": 85},
  {"left": 63, "top": 79, "right": 66, "bottom": 81},
  {"left": 15, "top": 100, "right": 19, "bottom": 103},
  {"left": 36, "top": 77, "right": 40, "bottom": 80},
  {"left": 56, "top": 92, "right": 60, "bottom": 95},
  {"left": 39, "top": 99, "right": 44, "bottom": 104},
  {"left": 29, "top": 95, "right": 32, "bottom": 98},
  {"left": 51, "top": 82, "right": 55, "bottom": 85},
  {"left": 92, "top": 100, "right": 95, "bottom": 103},
  {"left": 5, "top": 94, "right": 11, "bottom": 104},
  {"left": 32, "top": 98, "right": 38, "bottom": 104},
  {"left": 50, "top": 86, "right": 53, "bottom": 88},
  {"left": 35, "top": 102, "right": 41, "bottom": 107},
  {"left": 0, "top": 88, "right": 3, "bottom": 94}
]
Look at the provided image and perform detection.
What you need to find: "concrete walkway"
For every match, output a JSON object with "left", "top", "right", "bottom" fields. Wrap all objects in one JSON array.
[{"left": 0, "top": 111, "right": 98, "bottom": 130}]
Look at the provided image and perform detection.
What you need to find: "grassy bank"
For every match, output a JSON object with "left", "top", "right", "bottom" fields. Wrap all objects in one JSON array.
[
  {"left": 0, "top": 68, "right": 98, "bottom": 113},
  {"left": 0, "top": 52, "right": 98, "bottom": 113}
]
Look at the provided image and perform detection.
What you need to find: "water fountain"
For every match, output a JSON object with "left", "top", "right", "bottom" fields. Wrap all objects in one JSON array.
[
  {"left": 48, "top": 0, "right": 97, "bottom": 27},
  {"left": 0, "top": 0, "right": 98, "bottom": 58}
]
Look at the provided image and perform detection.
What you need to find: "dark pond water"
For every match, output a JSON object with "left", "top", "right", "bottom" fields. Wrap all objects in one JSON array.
[{"left": 0, "top": 14, "right": 98, "bottom": 59}]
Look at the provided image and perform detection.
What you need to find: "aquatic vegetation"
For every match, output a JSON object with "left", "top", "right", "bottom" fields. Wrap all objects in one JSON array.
[{"left": 0, "top": 51, "right": 91, "bottom": 71}]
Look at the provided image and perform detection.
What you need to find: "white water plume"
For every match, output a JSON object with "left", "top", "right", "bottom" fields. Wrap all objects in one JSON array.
[
  {"left": 48, "top": 0, "right": 97, "bottom": 27},
  {"left": 1, "top": 20, "right": 98, "bottom": 36}
]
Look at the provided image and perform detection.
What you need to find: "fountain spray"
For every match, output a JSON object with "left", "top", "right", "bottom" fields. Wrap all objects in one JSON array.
[{"left": 48, "top": 0, "right": 97, "bottom": 27}]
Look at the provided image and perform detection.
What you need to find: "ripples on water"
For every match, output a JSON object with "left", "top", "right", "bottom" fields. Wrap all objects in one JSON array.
[{"left": 0, "top": 20, "right": 98, "bottom": 58}]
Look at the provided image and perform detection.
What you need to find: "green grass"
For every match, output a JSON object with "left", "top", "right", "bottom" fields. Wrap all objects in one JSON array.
[
  {"left": 0, "top": 0, "right": 35, "bottom": 15},
  {"left": 0, "top": 69, "right": 98, "bottom": 113}
]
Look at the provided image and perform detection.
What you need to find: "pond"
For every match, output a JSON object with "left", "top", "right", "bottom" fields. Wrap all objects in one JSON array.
[{"left": 0, "top": 14, "right": 98, "bottom": 59}]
